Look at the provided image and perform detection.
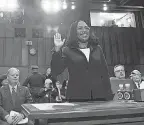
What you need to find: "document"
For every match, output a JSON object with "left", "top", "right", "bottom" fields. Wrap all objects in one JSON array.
[
  {"left": 10, "top": 111, "right": 28, "bottom": 124},
  {"left": 31, "top": 102, "right": 76, "bottom": 110},
  {"left": 31, "top": 103, "right": 54, "bottom": 110}
]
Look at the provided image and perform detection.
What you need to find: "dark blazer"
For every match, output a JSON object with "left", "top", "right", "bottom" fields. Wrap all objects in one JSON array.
[
  {"left": 23, "top": 73, "right": 45, "bottom": 98},
  {"left": 51, "top": 45, "right": 113, "bottom": 101},
  {"left": 38, "top": 88, "right": 58, "bottom": 103},
  {"left": 0, "top": 84, "right": 33, "bottom": 113}
]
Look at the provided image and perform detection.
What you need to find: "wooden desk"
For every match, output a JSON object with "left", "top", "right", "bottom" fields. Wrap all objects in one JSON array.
[{"left": 22, "top": 101, "right": 144, "bottom": 125}]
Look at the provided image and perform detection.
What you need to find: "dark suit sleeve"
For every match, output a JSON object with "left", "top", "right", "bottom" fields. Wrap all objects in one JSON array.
[
  {"left": 38, "top": 88, "right": 46, "bottom": 97},
  {"left": 25, "top": 87, "right": 33, "bottom": 103},
  {"left": 51, "top": 48, "right": 67, "bottom": 79},
  {"left": 0, "top": 88, "right": 9, "bottom": 119},
  {"left": 0, "top": 106, "right": 8, "bottom": 120},
  {"left": 98, "top": 45, "right": 113, "bottom": 100}
]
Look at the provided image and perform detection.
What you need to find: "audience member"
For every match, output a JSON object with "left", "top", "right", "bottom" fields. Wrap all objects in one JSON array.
[
  {"left": 23, "top": 65, "right": 45, "bottom": 103},
  {"left": 43, "top": 68, "right": 52, "bottom": 79},
  {"left": 55, "top": 81, "right": 66, "bottom": 102},
  {"left": 60, "top": 80, "right": 68, "bottom": 100},
  {"left": 110, "top": 64, "right": 125, "bottom": 80},
  {"left": 0, "top": 74, "right": 7, "bottom": 87},
  {"left": 62, "top": 80, "right": 68, "bottom": 90},
  {"left": 43, "top": 67, "right": 56, "bottom": 87},
  {"left": 0, "top": 67, "right": 33, "bottom": 125},
  {"left": 130, "top": 70, "right": 144, "bottom": 89},
  {"left": 38, "top": 79, "right": 57, "bottom": 103},
  {"left": 1, "top": 79, "right": 8, "bottom": 87}
]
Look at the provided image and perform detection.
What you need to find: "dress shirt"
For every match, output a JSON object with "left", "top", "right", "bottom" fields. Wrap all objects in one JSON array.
[
  {"left": 80, "top": 48, "right": 90, "bottom": 62},
  {"left": 9, "top": 84, "right": 17, "bottom": 93},
  {"left": 135, "top": 81, "right": 144, "bottom": 89}
]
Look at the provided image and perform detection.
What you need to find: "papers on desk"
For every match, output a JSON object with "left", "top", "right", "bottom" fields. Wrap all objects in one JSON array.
[
  {"left": 10, "top": 111, "right": 28, "bottom": 124},
  {"left": 31, "top": 104, "right": 54, "bottom": 110},
  {"left": 31, "top": 102, "right": 76, "bottom": 110}
]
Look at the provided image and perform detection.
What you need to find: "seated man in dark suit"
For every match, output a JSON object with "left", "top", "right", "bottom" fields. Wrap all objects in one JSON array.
[
  {"left": 0, "top": 67, "right": 33, "bottom": 125},
  {"left": 130, "top": 70, "right": 144, "bottom": 89}
]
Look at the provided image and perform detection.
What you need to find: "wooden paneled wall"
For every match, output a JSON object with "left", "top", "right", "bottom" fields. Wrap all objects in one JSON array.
[
  {"left": 0, "top": 25, "right": 144, "bottom": 83},
  {"left": 92, "top": 27, "right": 144, "bottom": 77}
]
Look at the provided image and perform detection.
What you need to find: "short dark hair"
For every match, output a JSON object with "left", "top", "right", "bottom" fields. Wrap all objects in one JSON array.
[{"left": 31, "top": 65, "right": 39, "bottom": 69}]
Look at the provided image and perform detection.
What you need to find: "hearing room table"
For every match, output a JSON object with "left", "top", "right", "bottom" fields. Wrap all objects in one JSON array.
[{"left": 22, "top": 101, "right": 144, "bottom": 125}]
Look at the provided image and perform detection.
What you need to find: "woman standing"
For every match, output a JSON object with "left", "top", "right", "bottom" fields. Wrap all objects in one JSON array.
[{"left": 51, "top": 20, "right": 113, "bottom": 102}]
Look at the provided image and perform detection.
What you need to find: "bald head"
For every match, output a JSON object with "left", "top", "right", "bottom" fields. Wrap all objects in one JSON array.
[
  {"left": 44, "top": 79, "right": 53, "bottom": 89},
  {"left": 130, "top": 70, "right": 141, "bottom": 83},
  {"left": 7, "top": 67, "right": 20, "bottom": 86}
]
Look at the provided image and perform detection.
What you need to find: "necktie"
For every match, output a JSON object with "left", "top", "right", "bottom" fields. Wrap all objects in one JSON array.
[
  {"left": 138, "top": 83, "right": 140, "bottom": 89},
  {"left": 12, "top": 87, "right": 17, "bottom": 106}
]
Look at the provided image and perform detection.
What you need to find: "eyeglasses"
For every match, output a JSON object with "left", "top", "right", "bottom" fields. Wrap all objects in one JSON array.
[{"left": 115, "top": 70, "right": 125, "bottom": 73}]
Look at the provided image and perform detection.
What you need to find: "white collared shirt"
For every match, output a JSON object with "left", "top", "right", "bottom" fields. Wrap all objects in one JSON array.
[
  {"left": 135, "top": 81, "right": 144, "bottom": 89},
  {"left": 140, "top": 81, "right": 144, "bottom": 89},
  {"left": 9, "top": 85, "right": 17, "bottom": 94}
]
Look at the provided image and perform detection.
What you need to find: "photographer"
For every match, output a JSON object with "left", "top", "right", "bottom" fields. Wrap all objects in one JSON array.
[{"left": 38, "top": 79, "right": 58, "bottom": 103}]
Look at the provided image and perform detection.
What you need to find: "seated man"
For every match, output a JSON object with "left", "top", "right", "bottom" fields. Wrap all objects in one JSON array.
[
  {"left": 0, "top": 67, "right": 33, "bottom": 125},
  {"left": 130, "top": 70, "right": 144, "bottom": 89},
  {"left": 110, "top": 64, "right": 125, "bottom": 80},
  {"left": 38, "top": 79, "right": 57, "bottom": 103}
]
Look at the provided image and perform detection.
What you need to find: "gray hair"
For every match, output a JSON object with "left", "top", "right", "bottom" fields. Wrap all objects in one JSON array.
[
  {"left": 7, "top": 67, "right": 20, "bottom": 76},
  {"left": 114, "top": 64, "right": 124, "bottom": 72}
]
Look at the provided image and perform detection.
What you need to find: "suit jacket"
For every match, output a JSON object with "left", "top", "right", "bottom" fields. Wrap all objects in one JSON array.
[
  {"left": 0, "top": 106, "right": 8, "bottom": 120},
  {"left": 51, "top": 45, "right": 113, "bottom": 101},
  {"left": 38, "top": 88, "right": 58, "bottom": 103},
  {"left": 23, "top": 73, "right": 45, "bottom": 97},
  {"left": 0, "top": 84, "right": 33, "bottom": 113}
]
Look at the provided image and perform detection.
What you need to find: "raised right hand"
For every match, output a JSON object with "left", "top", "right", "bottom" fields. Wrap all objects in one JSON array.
[{"left": 54, "top": 33, "right": 65, "bottom": 51}]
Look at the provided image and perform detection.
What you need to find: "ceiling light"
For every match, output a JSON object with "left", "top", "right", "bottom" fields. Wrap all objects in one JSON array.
[
  {"left": 103, "top": 6, "right": 108, "bottom": 11},
  {"left": 103, "top": 4, "right": 107, "bottom": 7},
  {"left": 53, "top": 1, "right": 61, "bottom": 12},
  {"left": 62, "top": 2, "right": 67, "bottom": 9},
  {"left": 71, "top": 5, "right": 76, "bottom": 9},
  {"left": 41, "top": 0, "right": 51, "bottom": 13},
  {"left": 41, "top": 0, "right": 62, "bottom": 13}
]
